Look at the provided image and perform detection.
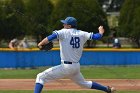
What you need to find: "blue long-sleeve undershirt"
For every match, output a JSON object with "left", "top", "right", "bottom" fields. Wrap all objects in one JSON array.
[
  {"left": 91, "top": 33, "right": 102, "bottom": 40},
  {"left": 47, "top": 33, "right": 57, "bottom": 41},
  {"left": 47, "top": 32, "right": 102, "bottom": 42}
]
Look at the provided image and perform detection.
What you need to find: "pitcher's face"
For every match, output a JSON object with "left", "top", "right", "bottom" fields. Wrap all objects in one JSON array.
[{"left": 63, "top": 24, "right": 71, "bottom": 29}]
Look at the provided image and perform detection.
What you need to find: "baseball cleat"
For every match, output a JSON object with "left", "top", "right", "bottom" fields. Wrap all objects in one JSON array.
[{"left": 107, "top": 86, "right": 116, "bottom": 93}]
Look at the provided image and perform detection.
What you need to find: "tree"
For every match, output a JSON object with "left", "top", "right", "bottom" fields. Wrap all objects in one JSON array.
[
  {"left": 0, "top": 0, "right": 25, "bottom": 41},
  {"left": 26, "top": 0, "right": 53, "bottom": 43},
  {"left": 49, "top": 0, "right": 109, "bottom": 34},
  {"left": 0, "top": 1, "right": 4, "bottom": 41},
  {"left": 98, "top": 0, "right": 125, "bottom": 12},
  {"left": 118, "top": 0, "right": 140, "bottom": 47},
  {"left": 49, "top": 0, "right": 109, "bottom": 47}
]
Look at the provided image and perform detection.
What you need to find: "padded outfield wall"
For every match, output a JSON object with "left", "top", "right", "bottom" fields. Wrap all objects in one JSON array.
[{"left": 0, "top": 48, "right": 140, "bottom": 68}]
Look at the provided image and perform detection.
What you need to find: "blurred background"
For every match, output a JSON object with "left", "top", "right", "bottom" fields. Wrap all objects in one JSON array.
[
  {"left": 0, "top": 1, "right": 140, "bottom": 93},
  {"left": 0, "top": 0, "right": 139, "bottom": 49}
]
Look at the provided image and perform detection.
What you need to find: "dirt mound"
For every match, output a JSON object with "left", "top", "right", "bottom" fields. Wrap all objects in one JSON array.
[{"left": 0, "top": 79, "right": 140, "bottom": 90}]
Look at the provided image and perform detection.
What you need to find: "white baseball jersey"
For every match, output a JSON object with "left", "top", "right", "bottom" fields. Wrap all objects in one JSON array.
[
  {"left": 36, "top": 28, "right": 94, "bottom": 88},
  {"left": 54, "top": 28, "right": 92, "bottom": 62}
]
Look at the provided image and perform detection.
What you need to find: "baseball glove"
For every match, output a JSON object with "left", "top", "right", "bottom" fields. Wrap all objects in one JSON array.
[{"left": 39, "top": 41, "right": 53, "bottom": 51}]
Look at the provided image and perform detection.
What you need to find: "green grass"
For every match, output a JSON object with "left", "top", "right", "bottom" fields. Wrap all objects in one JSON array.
[
  {"left": 0, "top": 90, "right": 140, "bottom": 93},
  {"left": 0, "top": 66, "right": 140, "bottom": 79},
  {"left": 81, "top": 66, "right": 140, "bottom": 79},
  {"left": 0, "top": 68, "right": 42, "bottom": 79}
]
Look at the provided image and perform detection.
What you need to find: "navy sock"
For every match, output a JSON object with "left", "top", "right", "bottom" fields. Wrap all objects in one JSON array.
[
  {"left": 34, "top": 83, "right": 43, "bottom": 93},
  {"left": 91, "top": 82, "right": 108, "bottom": 92}
]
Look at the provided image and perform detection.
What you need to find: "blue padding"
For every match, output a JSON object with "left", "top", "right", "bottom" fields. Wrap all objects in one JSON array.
[
  {"left": 0, "top": 50, "right": 140, "bottom": 68},
  {"left": 0, "top": 50, "right": 60, "bottom": 68}
]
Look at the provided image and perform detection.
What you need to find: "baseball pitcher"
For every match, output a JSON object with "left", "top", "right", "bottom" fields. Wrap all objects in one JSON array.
[{"left": 34, "top": 17, "right": 116, "bottom": 93}]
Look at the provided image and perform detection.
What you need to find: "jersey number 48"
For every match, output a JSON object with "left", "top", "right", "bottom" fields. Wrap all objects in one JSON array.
[{"left": 70, "top": 37, "right": 80, "bottom": 48}]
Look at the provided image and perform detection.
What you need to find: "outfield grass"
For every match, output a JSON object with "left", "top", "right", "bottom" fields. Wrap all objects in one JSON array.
[
  {"left": 0, "top": 66, "right": 140, "bottom": 79},
  {"left": 81, "top": 66, "right": 140, "bottom": 79},
  {"left": 0, "top": 90, "right": 140, "bottom": 93}
]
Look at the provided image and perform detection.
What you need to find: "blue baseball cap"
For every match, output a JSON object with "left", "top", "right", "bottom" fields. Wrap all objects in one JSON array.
[{"left": 60, "top": 17, "right": 77, "bottom": 26}]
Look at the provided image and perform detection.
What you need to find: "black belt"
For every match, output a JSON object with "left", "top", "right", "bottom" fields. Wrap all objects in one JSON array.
[{"left": 64, "top": 61, "right": 78, "bottom": 64}]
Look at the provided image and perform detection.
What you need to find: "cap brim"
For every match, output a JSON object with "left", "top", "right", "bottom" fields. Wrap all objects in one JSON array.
[{"left": 60, "top": 20, "right": 67, "bottom": 24}]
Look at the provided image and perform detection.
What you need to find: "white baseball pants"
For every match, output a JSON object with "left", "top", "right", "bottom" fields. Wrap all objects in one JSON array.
[{"left": 35, "top": 62, "right": 92, "bottom": 88}]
